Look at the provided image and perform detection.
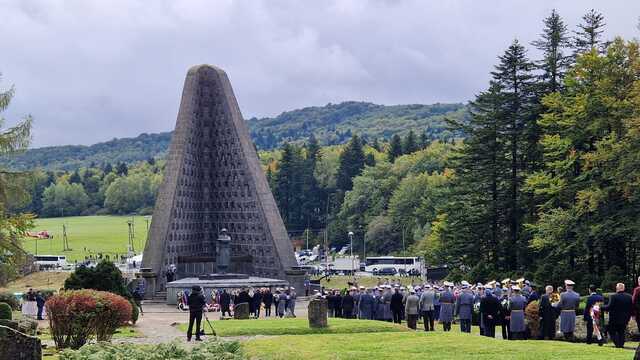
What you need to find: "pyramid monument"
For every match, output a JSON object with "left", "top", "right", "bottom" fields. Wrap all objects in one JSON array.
[{"left": 141, "top": 65, "right": 302, "bottom": 294}]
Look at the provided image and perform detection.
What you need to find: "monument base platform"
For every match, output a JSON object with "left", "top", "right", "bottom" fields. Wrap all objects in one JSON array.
[{"left": 165, "top": 276, "right": 289, "bottom": 305}]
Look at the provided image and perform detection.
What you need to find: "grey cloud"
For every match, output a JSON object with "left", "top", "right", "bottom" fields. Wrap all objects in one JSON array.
[{"left": 0, "top": 0, "right": 638, "bottom": 147}]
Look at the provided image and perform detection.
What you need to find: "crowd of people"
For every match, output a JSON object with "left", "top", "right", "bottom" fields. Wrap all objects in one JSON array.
[
  {"left": 184, "top": 285, "right": 298, "bottom": 341},
  {"left": 20, "top": 288, "right": 47, "bottom": 320},
  {"left": 317, "top": 277, "right": 639, "bottom": 348}
]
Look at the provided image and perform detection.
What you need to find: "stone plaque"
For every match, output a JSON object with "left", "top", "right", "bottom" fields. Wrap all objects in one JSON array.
[{"left": 308, "top": 298, "right": 328, "bottom": 328}]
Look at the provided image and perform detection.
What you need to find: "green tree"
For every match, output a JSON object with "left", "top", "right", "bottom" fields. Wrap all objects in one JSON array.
[
  {"left": 573, "top": 9, "right": 606, "bottom": 55},
  {"left": 0, "top": 73, "right": 33, "bottom": 285},
  {"left": 387, "top": 134, "right": 403, "bottom": 162},
  {"left": 42, "top": 180, "right": 90, "bottom": 217},
  {"left": 274, "top": 143, "right": 305, "bottom": 228},
  {"left": 336, "top": 135, "right": 366, "bottom": 193},
  {"left": 532, "top": 9, "right": 572, "bottom": 93},
  {"left": 402, "top": 130, "right": 419, "bottom": 154}
]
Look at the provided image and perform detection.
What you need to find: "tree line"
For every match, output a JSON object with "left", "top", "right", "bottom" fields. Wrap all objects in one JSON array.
[
  {"left": 10, "top": 160, "right": 162, "bottom": 217},
  {"left": 418, "top": 10, "right": 640, "bottom": 289}
]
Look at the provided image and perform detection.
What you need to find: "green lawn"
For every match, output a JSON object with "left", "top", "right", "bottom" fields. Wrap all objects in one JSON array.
[
  {"left": 177, "top": 318, "right": 408, "bottom": 337},
  {"left": 23, "top": 215, "right": 149, "bottom": 262},
  {"left": 243, "top": 331, "right": 632, "bottom": 360},
  {"left": 315, "top": 275, "right": 420, "bottom": 290}
]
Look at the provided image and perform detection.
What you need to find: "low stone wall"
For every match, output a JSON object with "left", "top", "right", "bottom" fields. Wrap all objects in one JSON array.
[{"left": 0, "top": 325, "right": 41, "bottom": 360}]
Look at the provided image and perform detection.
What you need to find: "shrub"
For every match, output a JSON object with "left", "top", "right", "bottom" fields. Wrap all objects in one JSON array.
[
  {"left": 94, "top": 292, "right": 132, "bottom": 342},
  {"left": 64, "top": 261, "right": 130, "bottom": 298},
  {"left": 0, "top": 292, "right": 20, "bottom": 310},
  {"left": 0, "top": 302, "right": 12, "bottom": 320},
  {"left": 524, "top": 300, "right": 540, "bottom": 338},
  {"left": 47, "top": 290, "right": 98, "bottom": 349},
  {"left": 59, "top": 340, "right": 245, "bottom": 360},
  {"left": 46, "top": 289, "right": 132, "bottom": 349}
]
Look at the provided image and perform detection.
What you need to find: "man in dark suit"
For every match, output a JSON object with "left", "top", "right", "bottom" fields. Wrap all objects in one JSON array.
[
  {"left": 538, "top": 285, "right": 557, "bottom": 340},
  {"left": 603, "top": 283, "right": 633, "bottom": 348},
  {"left": 390, "top": 287, "right": 404, "bottom": 324},
  {"left": 584, "top": 285, "right": 604, "bottom": 344},
  {"left": 479, "top": 288, "right": 500, "bottom": 338}
]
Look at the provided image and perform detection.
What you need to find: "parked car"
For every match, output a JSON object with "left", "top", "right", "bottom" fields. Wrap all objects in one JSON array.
[{"left": 373, "top": 267, "right": 397, "bottom": 276}]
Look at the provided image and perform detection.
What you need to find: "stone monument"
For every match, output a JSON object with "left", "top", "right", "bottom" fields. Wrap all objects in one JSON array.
[
  {"left": 142, "top": 65, "right": 304, "bottom": 295},
  {"left": 308, "top": 298, "right": 328, "bottom": 328}
]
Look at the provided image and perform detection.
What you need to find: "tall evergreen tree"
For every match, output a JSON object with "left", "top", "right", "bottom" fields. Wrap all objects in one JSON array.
[
  {"left": 532, "top": 9, "right": 571, "bottom": 93},
  {"left": 336, "top": 135, "right": 366, "bottom": 193},
  {"left": 491, "top": 39, "right": 537, "bottom": 268},
  {"left": 274, "top": 143, "right": 304, "bottom": 228},
  {"left": 419, "top": 131, "right": 430, "bottom": 149},
  {"left": 301, "top": 135, "right": 323, "bottom": 228},
  {"left": 387, "top": 134, "right": 403, "bottom": 162},
  {"left": 573, "top": 9, "right": 606, "bottom": 55},
  {"left": 403, "top": 130, "right": 419, "bottom": 154}
]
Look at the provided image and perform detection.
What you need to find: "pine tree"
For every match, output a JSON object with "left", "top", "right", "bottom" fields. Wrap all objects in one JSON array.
[
  {"left": 365, "top": 153, "right": 376, "bottom": 167},
  {"left": 336, "top": 135, "right": 366, "bottom": 192},
  {"left": 532, "top": 9, "right": 571, "bottom": 93},
  {"left": 402, "top": 130, "right": 419, "bottom": 154},
  {"left": 371, "top": 138, "right": 381, "bottom": 152},
  {"left": 274, "top": 143, "right": 304, "bottom": 227},
  {"left": 491, "top": 39, "right": 537, "bottom": 269},
  {"left": 69, "top": 170, "right": 82, "bottom": 184},
  {"left": 102, "top": 163, "right": 113, "bottom": 174},
  {"left": 115, "top": 162, "right": 128, "bottom": 176},
  {"left": 573, "top": 9, "right": 606, "bottom": 55},
  {"left": 387, "top": 134, "right": 403, "bottom": 162},
  {"left": 419, "top": 132, "right": 430, "bottom": 149},
  {"left": 302, "top": 135, "right": 322, "bottom": 228}
]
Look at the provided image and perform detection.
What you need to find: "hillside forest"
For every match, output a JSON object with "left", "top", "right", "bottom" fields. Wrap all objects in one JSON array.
[{"left": 4, "top": 10, "right": 640, "bottom": 289}]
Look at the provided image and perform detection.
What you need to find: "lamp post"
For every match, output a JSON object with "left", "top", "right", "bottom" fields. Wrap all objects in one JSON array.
[
  {"left": 402, "top": 225, "right": 406, "bottom": 274},
  {"left": 348, "top": 231, "right": 354, "bottom": 275}
]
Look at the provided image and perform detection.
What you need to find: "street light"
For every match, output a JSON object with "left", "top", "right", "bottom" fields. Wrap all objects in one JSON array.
[{"left": 348, "top": 231, "right": 354, "bottom": 275}]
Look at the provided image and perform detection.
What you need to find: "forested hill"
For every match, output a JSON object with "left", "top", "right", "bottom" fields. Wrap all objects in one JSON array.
[
  {"left": 0, "top": 101, "right": 466, "bottom": 170},
  {"left": 247, "top": 101, "right": 467, "bottom": 149}
]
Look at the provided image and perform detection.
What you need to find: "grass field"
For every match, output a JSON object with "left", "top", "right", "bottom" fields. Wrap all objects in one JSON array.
[
  {"left": 0, "top": 271, "right": 69, "bottom": 293},
  {"left": 243, "top": 331, "right": 632, "bottom": 360},
  {"left": 23, "top": 215, "right": 149, "bottom": 262},
  {"left": 316, "top": 275, "right": 419, "bottom": 290},
  {"left": 177, "top": 318, "right": 408, "bottom": 337}
]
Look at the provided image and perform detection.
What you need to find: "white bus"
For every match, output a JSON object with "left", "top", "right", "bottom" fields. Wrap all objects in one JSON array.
[
  {"left": 34, "top": 255, "right": 69, "bottom": 270},
  {"left": 364, "top": 256, "right": 424, "bottom": 275}
]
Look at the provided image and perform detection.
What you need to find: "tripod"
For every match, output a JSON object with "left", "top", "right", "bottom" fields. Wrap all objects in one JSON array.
[{"left": 198, "top": 312, "right": 217, "bottom": 337}]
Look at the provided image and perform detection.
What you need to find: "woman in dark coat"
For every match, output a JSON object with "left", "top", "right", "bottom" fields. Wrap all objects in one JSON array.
[{"left": 263, "top": 289, "right": 273, "bottom": 317}]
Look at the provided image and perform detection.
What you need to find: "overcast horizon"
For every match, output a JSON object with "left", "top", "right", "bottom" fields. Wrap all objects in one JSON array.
[{"left": 1, "top": 1, "right": 639, "bottom": 148}]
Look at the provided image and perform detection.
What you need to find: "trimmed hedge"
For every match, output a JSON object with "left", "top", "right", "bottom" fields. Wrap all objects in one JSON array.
[
  {"left": 0, "top": 292, "right": 19, "bottom": 310},
  {"left": 0, "top": 302, "right": 12, "bottom": 320}
]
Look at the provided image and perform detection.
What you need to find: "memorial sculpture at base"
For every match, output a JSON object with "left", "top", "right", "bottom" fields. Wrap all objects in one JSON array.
[{"left": 142, "top": 65, "right": 304, "bottom": 295}]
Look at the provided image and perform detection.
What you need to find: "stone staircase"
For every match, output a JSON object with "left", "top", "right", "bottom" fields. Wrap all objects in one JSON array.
[{"left": 143, "top": 291, "right": 167, "bottom": 304}]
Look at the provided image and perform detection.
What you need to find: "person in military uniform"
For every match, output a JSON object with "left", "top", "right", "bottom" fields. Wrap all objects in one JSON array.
[
  {"left": 509, "top": 286, "right": 527, "bottom": 340},
  {"left": 439, "top": 282, "right": 455, "bottom": 331},
  {"left": 419, "top": 284, "right": 436, "bottom": 331},
  {"left": 358, "top": 288, "right": 376, "bottom": 320},
  {"left": 405, "top": 287, "right": 420, "bottom": 330},
  {"left": 538, "top": 285, "right": 557, "bottom": 340},
  {"left": 455, "top": 281, "right": 474, "bottom": 333},
  {"left": 495, "top": 284, "right": 510, "bottom": 340},
  {"left": 554, "top": 280, "right": 580, "bottom": 341}
]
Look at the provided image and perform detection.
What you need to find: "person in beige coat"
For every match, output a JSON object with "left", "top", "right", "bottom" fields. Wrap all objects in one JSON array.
[{"left": 405, "top": 288, "right": 420, "bottom": 330}]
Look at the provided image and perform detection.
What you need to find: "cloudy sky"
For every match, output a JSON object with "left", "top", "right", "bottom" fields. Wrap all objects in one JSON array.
[{"left": 1, "top": 1, "right": 639, "bottom": 147}]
